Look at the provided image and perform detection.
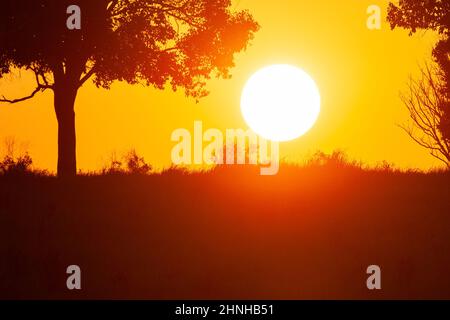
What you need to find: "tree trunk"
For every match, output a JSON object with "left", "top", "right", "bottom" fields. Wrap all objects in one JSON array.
[{"left": 54, "top": 84, "right": 78, "bottom": 177}]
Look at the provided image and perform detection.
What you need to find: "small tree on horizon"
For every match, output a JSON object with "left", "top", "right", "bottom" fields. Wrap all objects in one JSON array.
[{"left": 0, "top": 0, "right": 259, "bottom": 177}]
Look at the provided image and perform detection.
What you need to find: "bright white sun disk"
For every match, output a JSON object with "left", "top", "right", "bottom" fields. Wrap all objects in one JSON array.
[{"left": 240, "top": 64, "right": 321, "bottom": 142}]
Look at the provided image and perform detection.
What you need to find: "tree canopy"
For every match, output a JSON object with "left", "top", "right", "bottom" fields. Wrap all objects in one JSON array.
[
  {"left": 388, "top": 0, "right": 450, "bottom": 93},
  {"left": 388, "top": 0, "right": 450, "bottom": 143},
  {"left": 0, "top": 0, "right": 259, "bottom": 100}
]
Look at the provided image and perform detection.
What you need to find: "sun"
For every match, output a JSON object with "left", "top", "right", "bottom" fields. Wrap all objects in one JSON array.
[{"left": 240, "top": 64, "right": 321, "bottom": 142}]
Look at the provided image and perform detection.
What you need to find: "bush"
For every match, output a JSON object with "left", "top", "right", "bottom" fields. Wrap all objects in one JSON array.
[
  {"left": 0, "top": 153, "right": 33, "bottom": 175},
  {"left": 125, "top": 150, "right": 152, "bottom": 174},
  {"left": 102, "top": 149, "right": 152, "bottom": 175},
  {"left": 305, "top": 150, "right": 361, "bottom": 169}
]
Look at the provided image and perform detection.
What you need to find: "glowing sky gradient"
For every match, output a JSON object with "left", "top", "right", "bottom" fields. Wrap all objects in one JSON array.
[{"left": 0, "top": 0, "right": 440, "bottom": 172}]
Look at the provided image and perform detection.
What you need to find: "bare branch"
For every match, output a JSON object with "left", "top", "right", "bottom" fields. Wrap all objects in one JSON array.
[
  {"left": 399, "top": 62, "right": 450, "bottom": 167},
  {"left": 0, "top": 86, "right": 46, "bottom": 104},
  {"left": 0, "top": 68, "right": 53, "bottom": 104}
]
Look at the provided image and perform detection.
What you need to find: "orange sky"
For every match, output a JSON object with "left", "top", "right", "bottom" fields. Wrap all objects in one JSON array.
[{"left": 0, "top": 0, "right": 442, "bottom": 172}]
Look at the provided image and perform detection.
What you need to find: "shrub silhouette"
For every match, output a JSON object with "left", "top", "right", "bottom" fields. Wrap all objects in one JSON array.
[
  {"left": 305, "top": 150, "right": 362, "bottom": 169},
  {"left": 0, "top": 153, "right": 33, "bottom": 176},
  {"left": 102, "top": 149, "right": 152, "bottom": 175},
  {"left": 125, "top": 150, "right": 152, "bottom": 175}
]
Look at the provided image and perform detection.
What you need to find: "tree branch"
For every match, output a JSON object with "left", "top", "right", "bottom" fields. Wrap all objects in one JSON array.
[
  {"left": 79, "top": 65, "right": 97, "bottom": 86},
  {"left": 0, "top": 68, "right": 53, "bottom": 104},
  {"left": 400, "top": 63, "right": 450, "bottom": 167},
  {"left": 0, "top": 86, "right": 49, "bottom": 104}
]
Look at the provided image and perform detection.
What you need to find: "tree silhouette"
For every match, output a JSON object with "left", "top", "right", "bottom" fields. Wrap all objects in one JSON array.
[
  {"left": 388, "top": 0, "right": 450, "bottom": 144},
  {"left": 0, "top": 0, "right": 259, "bottom": 177},
  {"left": 400, "top": 64, "right": 450, "bottom": 167}
]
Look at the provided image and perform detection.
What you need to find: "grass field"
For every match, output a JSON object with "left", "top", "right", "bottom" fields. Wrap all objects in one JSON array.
[{"left": 1, "top": 160, "right": 449, "bottom": 299}]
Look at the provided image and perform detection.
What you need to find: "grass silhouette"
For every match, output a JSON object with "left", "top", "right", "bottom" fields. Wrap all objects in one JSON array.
[{"left": 0, "top": 152, "right": 449, "bottom": 299}]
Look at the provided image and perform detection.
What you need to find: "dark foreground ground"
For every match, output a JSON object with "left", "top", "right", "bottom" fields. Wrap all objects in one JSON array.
[{"left": 1, "top": 165, "right": 449, "bottom": 299}]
